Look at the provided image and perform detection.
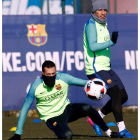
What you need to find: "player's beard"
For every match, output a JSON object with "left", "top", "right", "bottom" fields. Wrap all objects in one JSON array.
[{"left": 42, "top": 75, "right": 56, "bottom": 88}]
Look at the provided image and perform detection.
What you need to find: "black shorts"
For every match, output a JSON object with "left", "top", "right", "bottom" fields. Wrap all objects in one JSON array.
[
  {"left": 87, "top": 69, "right": 125, "bottom": 90},
  {"left": 46, "top": 103, "right": 90, "bottom": 138}
]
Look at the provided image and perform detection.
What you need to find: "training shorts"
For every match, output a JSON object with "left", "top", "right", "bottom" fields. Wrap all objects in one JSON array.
[
  {"left": 46, "top": 103, "right": 90, "bottom": 138},
  {"left": 87, "top": 69, "right": 125, "bottom": 90}
]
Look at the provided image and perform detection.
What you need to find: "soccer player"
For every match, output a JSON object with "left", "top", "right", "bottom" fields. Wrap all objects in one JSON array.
[
  {"left": 83, "top": 0, "right": 134, "bottom": 138},
  {"left": 9, "top": 60, "right": 119, "bottom": 140}
]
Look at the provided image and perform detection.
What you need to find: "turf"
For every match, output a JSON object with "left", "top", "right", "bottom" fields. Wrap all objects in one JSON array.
[{"left": 2, "top": 113, "right": 138, "bottom": 140}]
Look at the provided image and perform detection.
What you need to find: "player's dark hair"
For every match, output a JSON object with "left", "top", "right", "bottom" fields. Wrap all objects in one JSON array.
[{"left": 42, "top": 60, "right": 56, "bottom": 72}]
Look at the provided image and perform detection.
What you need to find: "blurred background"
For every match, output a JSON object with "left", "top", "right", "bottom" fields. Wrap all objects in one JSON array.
[
  {"left": 2, "top": 0, "right": 138, "bottom": 15},
  {"left": 2, "top": 0, "right": 138, "bottom": 116}
]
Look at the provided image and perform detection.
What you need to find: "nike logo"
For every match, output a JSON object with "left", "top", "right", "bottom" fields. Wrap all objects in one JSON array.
[{"left": 40, "top": 92, "right": 45, "bottom": 94}]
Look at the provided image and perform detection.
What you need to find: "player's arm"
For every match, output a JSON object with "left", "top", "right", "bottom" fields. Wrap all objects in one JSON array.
[
  {"left": 85, "top": 20, "right": 114, "bottom": 52},
  {"left": 60, "top": 73, "right": 88, "bottom": 86},
  {"left": 8, "top": 84, "right": 36, "bottom": 140}
]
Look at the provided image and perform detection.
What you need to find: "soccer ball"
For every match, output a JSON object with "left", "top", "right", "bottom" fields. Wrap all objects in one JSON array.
[{"left": 84, "top": 78, "right": 107, "bottom": 101}]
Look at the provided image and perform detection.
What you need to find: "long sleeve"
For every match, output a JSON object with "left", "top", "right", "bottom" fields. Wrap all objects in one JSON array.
[
  {"left": 85, "top": 19, "right": 114, "bottom": 52},
  {"left": 58, "top": 72, "right": 89, "bottom": 86},
  {"left": 15, "top": 85, "right": 36, "bottom": 135}
]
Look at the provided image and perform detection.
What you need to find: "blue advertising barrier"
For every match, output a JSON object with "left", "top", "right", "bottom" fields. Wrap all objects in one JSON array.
[{"left": 2, "top": 14, "right": 138, "bottom": 110}]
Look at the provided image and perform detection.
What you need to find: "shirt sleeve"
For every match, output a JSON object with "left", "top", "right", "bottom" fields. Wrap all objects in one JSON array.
[
  {"left": 60, "top": 73, "right": 89, "bottom": 86},
  {"left": 15, "top": 84, "right": 36, "bottom": 135},
  {"left": 85, "top": 20, "right": 114, "bottom": 52}
]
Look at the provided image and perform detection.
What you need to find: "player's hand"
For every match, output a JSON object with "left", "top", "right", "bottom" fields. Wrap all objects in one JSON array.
[
  {"left": 111, "top": 31, "right": 118, "bottom": 44},
  {"left": 8, "top": 134, "right": 21, "bottom": 140}
]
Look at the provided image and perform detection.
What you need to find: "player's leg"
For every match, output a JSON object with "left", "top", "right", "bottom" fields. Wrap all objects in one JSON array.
[
  {"left": 86, "top": 70, "right": 116, "bottom": 136},
  {"left": 109, "top": 70, "right": 134, "bottom": 138},
  {"left": 90, "top": 70, "right": 134, "bottom": 138},
  {"left": 100, "top": 70, "right": 128, "bottom": 116},
  {"left": 119, "top": 88, "right": 128, "bottom": 105},
  {"left": 100, "top": 87, "right": 134, "bottom": 138},
  {"left": 67, "top": 103, "right": 119, "bottom": 138},
  {"left": 104, "top": 85, "right": 123, "bottom": 122},
  {"left": 98, "top": 70, "right": 127, "bottom": 122},
  {"left": 87, "top": 70, "right": 128, "bottom": 117},
  {"left": 46, "top": 105, "right": 73, "bottom": 139}
]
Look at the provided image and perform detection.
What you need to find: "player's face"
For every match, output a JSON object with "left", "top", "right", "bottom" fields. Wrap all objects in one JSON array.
[
  {"left": 42, "top": 66, "right": 56, "bottom": 76},
  {"left": 94, "top": 9, "right": 107, "bottom": 19}
]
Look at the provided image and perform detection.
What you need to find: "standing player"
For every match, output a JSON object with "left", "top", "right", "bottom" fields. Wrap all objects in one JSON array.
[
  {"left": 83, "top": 0, "right": 135, "bottom": 138},
  {"left": 9, "top": 61, "right": 119, "bottom": 140}
]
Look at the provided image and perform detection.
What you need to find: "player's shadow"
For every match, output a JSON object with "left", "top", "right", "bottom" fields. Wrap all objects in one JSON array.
[
  {"left": 73, "top": 134, "right": 108, "bottom": 139},
  {"left": 73, "top": 134, "right": 108, "bottom": 138},
  {"left": 22, "top": 135, "right": 108, "bottom": 139}
]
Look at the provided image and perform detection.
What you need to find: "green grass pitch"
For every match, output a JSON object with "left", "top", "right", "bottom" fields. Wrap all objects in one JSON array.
[{"left": 2, "top": 112, "right": 138, "bottom": 140}]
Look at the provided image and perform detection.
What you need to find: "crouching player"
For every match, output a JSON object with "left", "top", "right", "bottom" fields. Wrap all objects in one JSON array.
[{"left": 9, "top": 60, "right": 119, "bottom": 140}]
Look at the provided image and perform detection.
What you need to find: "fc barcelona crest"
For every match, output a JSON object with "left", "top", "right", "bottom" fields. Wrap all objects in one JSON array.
[
  {"left": 27, "top": 24, "right": 48, "bottom": 47},
  {"left": 55, "top": 84, "right": 62, "bottom": 90}
]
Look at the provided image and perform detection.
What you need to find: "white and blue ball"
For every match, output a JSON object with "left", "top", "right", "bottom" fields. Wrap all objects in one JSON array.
[{"left": 84, "top": 78, "right": 107, "bottom": 101}]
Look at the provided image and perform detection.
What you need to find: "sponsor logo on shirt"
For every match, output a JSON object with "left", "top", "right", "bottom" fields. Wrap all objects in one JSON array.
[{"left": 45, "top": 91, "right": 64, "bottom": 102}]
